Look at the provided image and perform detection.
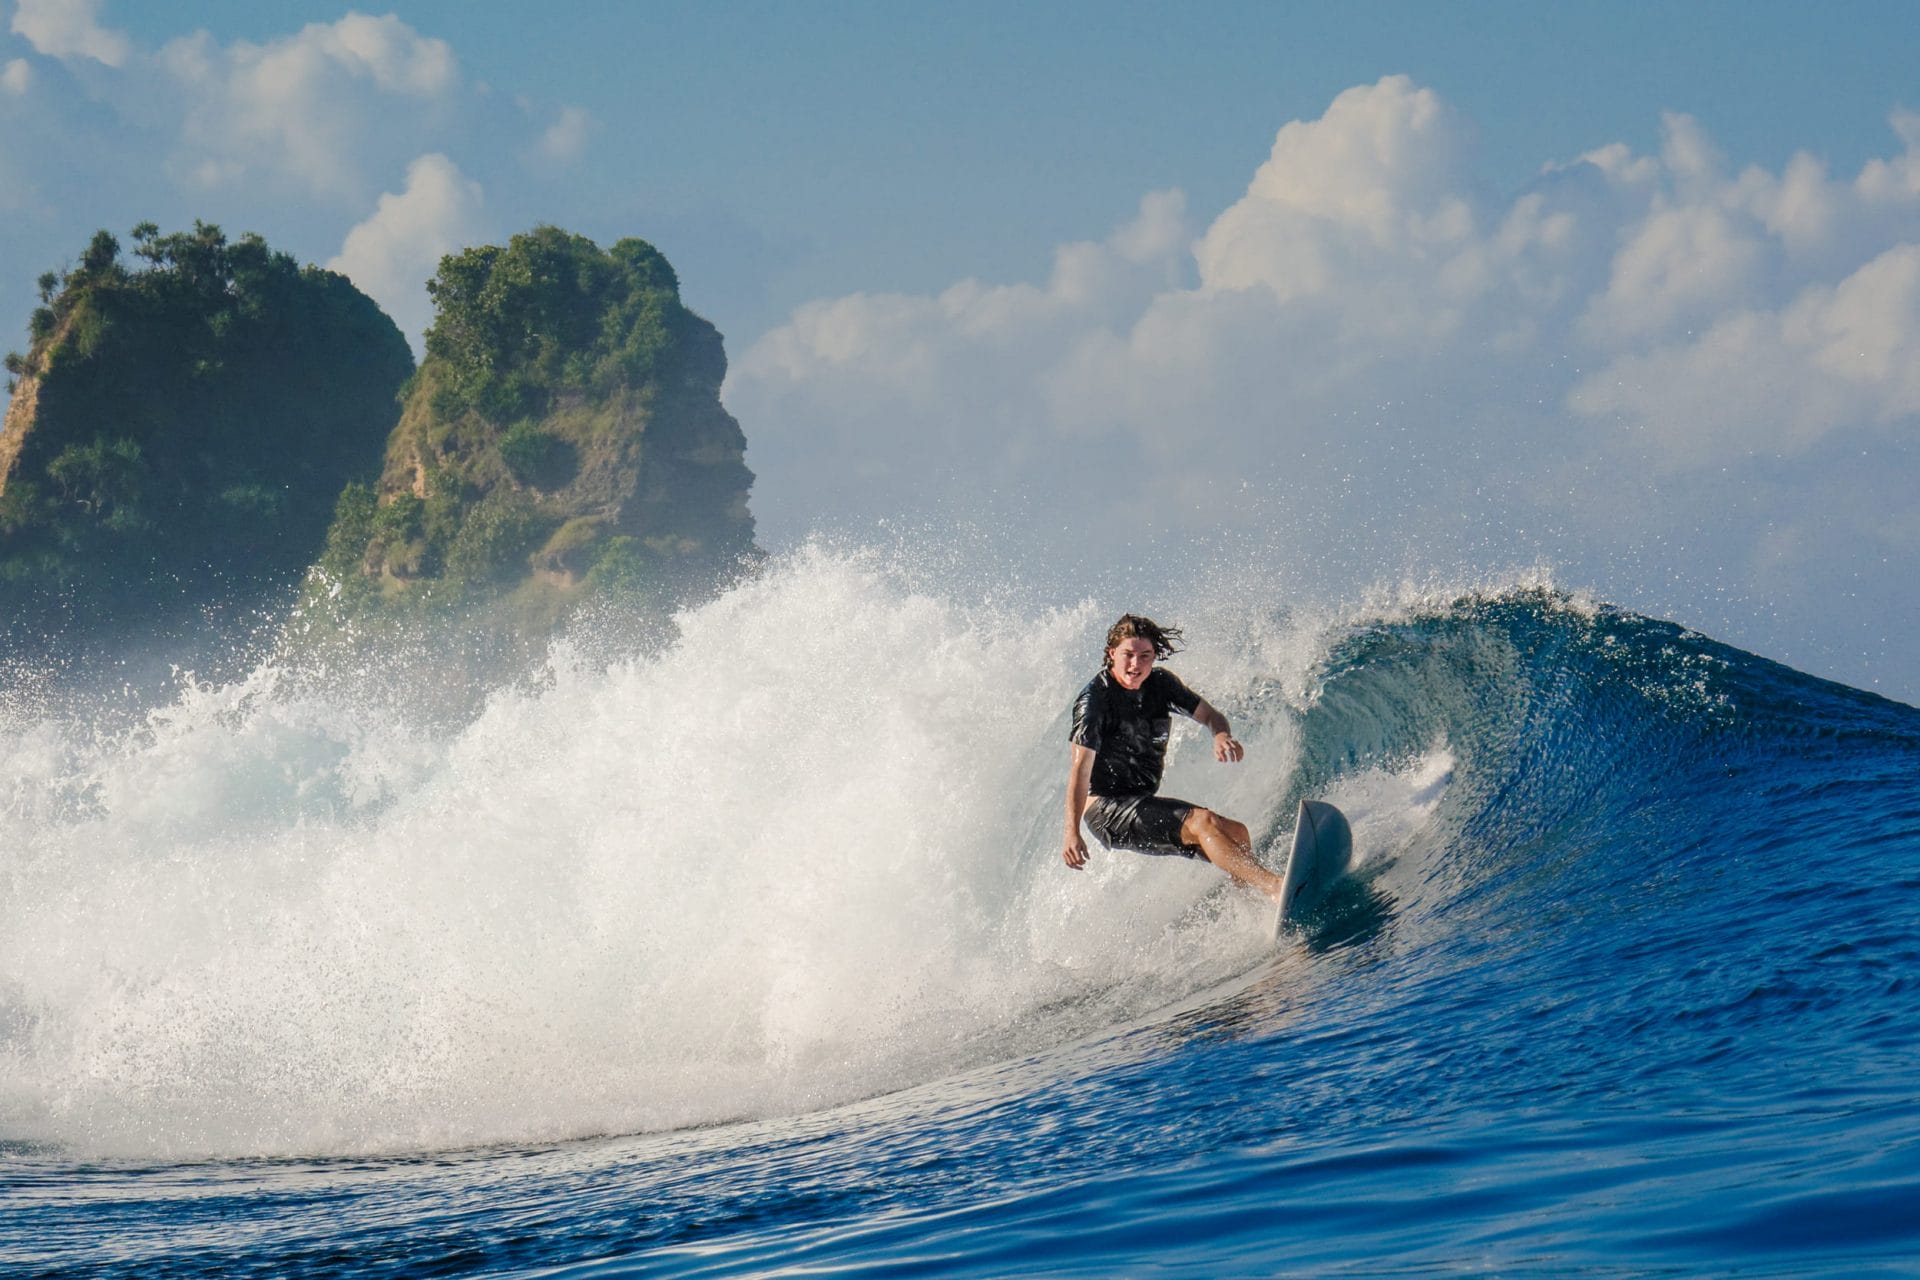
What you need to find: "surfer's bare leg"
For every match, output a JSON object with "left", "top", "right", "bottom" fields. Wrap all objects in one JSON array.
[{"left": 1182, "top": 808, "right": 1285, "bottom": 901}]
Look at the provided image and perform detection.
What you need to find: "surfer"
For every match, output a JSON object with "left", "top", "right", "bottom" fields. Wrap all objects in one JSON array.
[{"left": 1063, "top": 614, "right": 1288, "bottom": 901}]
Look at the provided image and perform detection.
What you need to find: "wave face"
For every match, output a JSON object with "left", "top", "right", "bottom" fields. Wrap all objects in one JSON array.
[{"left": 4, "top": 548, "right": 1919, "bottom": 1276}]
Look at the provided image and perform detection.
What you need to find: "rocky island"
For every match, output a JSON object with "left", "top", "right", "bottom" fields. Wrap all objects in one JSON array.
[
  {"left": 2, "top": 222, "right": 758, "bottom": 694},
  {"left": 1, "top": 222, "right": 413, "bottom": 676},
  {"left": 312, "top": 225, "right": 757, "bottom": 633}
]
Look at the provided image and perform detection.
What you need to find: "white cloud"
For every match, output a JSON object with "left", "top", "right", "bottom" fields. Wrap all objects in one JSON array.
[
  {"left": 729, "top": 79, "right": 1920, "bottom": 697},
  {"left": 10, "top": 0, "right": 130, "bottom": 67},
  {"left": 1857, "top": 108, "right": 1920, "bottom": 204},
  {"left": 328, "top": 153, "right": 486, "bottom": 348},
  {"left": 1193, "top": 76, "right": 1481, "bottom": 306},
  {"left": 1580, "top": 203, "right": 1765, "bottom": 343},
  {"left": 737, "top": 189, "right": 1192, "bottom": 489},
  {"left": 0, "top": 9, "right": 588, "bottom": 258},
  {"left": 1573, "top": 243, "right": 1920, "bottom": 463},
  {"left": 1659, "top": 110, "right": 1724, "bottom": 193},
  {"left": 737, "top": 83, "right": 1920, "bottom": 490},
  {"left": 159, "top": 13, "right": 459, "bottom": 199},
  {"left": 736, "top": 77, "right": 1596, "bottom": 507},
  {"left": 534, "top": 104, "right": 592, "bottom": 164},
  {"left": 1746, "top": 151, "right": 1841, "bottom": 252},
  {"left": 0, "top": 8, "right": 595, "bottom": 390}
]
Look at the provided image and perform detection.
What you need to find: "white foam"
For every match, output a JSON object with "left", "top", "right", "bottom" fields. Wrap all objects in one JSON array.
[
  {"left": 3, "top": 545, "right": 1368, "bottom": 1158},
  {"left": 1322, "top": 748, "right": 1457, "bottom": 869}
]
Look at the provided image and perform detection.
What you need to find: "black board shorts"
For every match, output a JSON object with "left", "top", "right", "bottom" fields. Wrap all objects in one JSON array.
[{"left": 1085, "top": 794, "right": 1199, "bottom": 858}]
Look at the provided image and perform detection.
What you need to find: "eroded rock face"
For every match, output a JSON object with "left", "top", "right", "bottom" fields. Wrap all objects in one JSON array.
[
  {"left": 1, "top": 223, "right": 414, "bottom": 672},
  {"left": 1, "top": 224, "right": 757, "bottom": 700},
  {"left": 315, "top": 227, "right": 757, "bottom": 622}
]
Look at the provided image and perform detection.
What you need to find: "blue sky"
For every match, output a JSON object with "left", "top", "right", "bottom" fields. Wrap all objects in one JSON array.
[
  {"left": 13, "top": 1, "right": 1919, "bottom": 343},
  {"left": 4, "top": 1, "right": 1919, "bottom": 699}
]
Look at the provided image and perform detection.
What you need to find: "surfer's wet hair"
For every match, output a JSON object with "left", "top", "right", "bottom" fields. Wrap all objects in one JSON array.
[{"left": 1105, "top": 614, "right": 1185, "bottom": 661}]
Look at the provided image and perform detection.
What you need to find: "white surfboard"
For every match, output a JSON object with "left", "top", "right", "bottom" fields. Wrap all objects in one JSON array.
[{"left": 1277, "top": 798, "right": 1353, "bottom": 929}]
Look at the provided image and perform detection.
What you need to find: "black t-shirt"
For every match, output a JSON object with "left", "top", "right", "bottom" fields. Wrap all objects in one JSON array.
[{"left": 1069, "top": 667, "right": 1203, "bottom": 797}]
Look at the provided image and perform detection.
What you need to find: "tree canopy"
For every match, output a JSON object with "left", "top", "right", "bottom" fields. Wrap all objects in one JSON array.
[
  {"left": 423, "top": 226, "right": 684, "bottom": 423},
  {"left": 309, "top": 226, "right": 755, "bottom": 641},
  {"left": 0, "top": 221, "right": 413, "bottom": 654}
]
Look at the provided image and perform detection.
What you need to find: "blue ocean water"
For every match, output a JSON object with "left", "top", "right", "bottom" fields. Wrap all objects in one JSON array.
[{"left": 4, "top": 554, "right": 1918, "bottom": 1277}]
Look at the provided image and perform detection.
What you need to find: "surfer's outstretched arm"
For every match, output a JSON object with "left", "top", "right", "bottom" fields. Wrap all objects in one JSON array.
[
  {"left": 1063, "top": 745, "right": 1095, "bottom": 869},
  {"left": 1192, "top": 700, "right": 1244, "bottom": 763}
]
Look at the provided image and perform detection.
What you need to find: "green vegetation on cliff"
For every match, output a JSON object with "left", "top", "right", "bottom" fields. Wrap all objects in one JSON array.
[
  {"left": 313, "top": 226, "right": 756, "bottom": 628},
  {"left": 0, "top": 221, "right": 413, "bottom": 653}
]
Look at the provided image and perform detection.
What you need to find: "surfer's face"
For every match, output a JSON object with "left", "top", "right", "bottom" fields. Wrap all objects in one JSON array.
[{"left": 1108, "top": 638, "right": 1156, "bottom": 690}]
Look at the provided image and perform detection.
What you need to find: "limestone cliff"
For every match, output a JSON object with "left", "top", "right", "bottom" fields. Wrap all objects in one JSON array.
[
  {"left": 0, "top": 222, "right": 413, "bottom": 664},
  {"left": 313, "top": 227, "right": 756, "bottom": 627}
]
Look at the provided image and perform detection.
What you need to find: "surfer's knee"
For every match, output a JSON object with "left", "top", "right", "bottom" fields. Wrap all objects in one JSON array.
[
  {"left": 1182, "top": 806, "right": 1223, "bottom": 842},
  {"left": 1182, "top": 807, "right": 1251, "bottom": 858},
  {"left": 1186, "top": 808, "right": 1242, "bottom": 834}
]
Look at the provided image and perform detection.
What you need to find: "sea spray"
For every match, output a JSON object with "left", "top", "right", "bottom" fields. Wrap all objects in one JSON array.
[
  {"left": 6, "top": 549, "right": 1917, "bottom": 1276},
  {"left": 1, "top": 544, "right": 1369, "bottom": 1158}
]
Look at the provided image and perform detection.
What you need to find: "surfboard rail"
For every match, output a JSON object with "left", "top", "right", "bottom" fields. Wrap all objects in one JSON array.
[{"left": 1277, "top": 798, "right": 1354, "bottom": 927}]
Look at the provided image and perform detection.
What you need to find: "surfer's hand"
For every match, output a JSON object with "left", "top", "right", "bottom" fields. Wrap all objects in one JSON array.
[
  {"left": 1063, "top": 833, "right": 1088, "bottom": 869},
  {"left": 1215, "top": 733, "right": 1244, "bottom": 763}
]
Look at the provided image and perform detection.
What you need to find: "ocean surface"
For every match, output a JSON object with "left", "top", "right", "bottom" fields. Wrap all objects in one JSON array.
[{"left": 4, "top": 548, "right": 1918, "bottom": 1277}]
